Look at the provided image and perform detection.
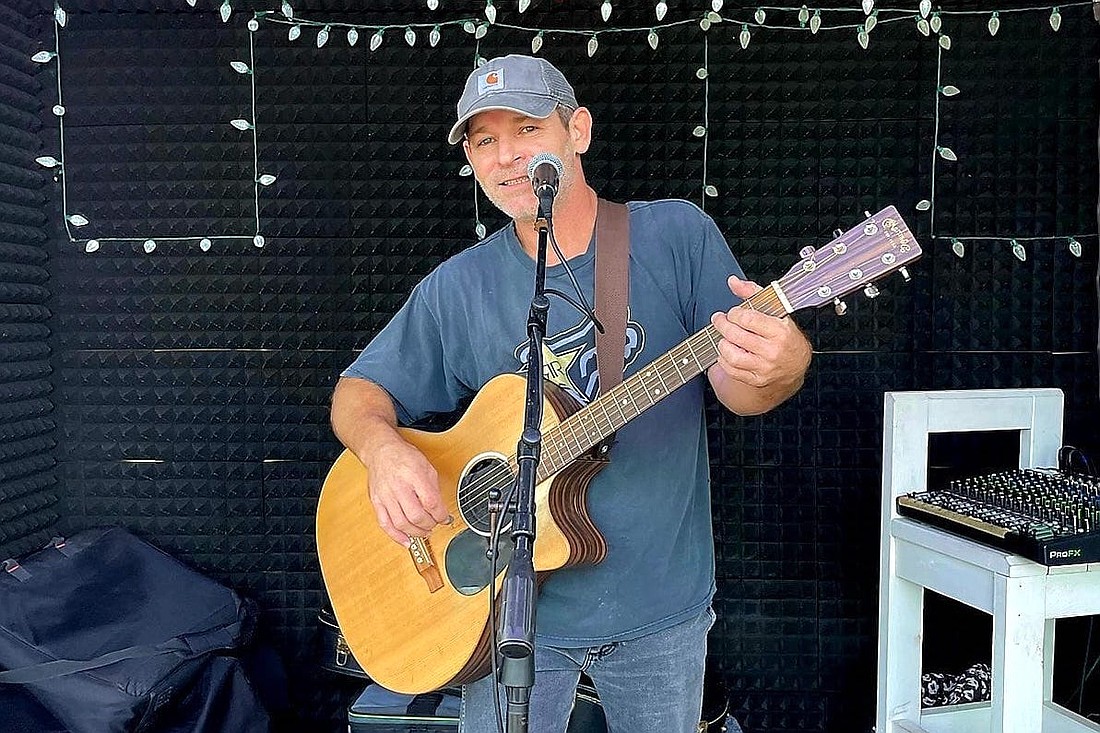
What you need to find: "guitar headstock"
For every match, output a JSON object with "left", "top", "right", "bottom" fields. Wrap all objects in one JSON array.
[{"left": 775, "top": 206, "right": 922, "bottom": 314}]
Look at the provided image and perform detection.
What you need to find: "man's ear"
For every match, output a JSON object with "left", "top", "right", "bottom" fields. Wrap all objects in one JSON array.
[
  {"left": 461, "top": 139, "right": 472, "bottom": 162},
  {"left": 569, "top": 107, "right": 593, "bottom": 155}
]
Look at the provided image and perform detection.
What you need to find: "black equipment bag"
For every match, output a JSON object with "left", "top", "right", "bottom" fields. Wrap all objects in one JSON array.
[{"left": 0, "top": 527, "right": 257, "bottom": 733}]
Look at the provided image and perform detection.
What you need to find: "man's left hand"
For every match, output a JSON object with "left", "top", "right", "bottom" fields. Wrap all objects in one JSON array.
[{"left": 707, "top": 275, "right": 812, "bottom": 414}]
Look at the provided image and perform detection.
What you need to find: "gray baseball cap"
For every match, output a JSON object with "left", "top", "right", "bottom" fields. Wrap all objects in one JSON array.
[{"left": 448, "top": 54, "right": 579, "bottom": 145}]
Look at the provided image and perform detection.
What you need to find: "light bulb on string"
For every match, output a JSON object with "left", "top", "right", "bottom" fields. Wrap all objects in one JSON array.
[
  {"left": 655, "top": 1, "right": 667, "bottom": 22},
  {"left": 739, "top": 24, "right": 751, "bottom": 49},
  {"left": 475, "top": 222, "right": 486, "bottom": 239},
  {"left": 66, "top": 214, "right": 88, "bottom": 226},
  {"left": 1011, "top": 239, "right": 1026, "bottom": 262},
  {"left": 258, "top": 174, "right": 277, "bottom": 186},
  {"left": 85, "top": 240, "right": 99, "bottom": 253},
  {"left": 938, "top": 33, "right": 951, "bottom": 50},
  {"left": 288, "top": 24, "right": 301, "bottom": 41},
  {"left": 199, "top": 238, "right": 212, "bottom": 252},
  {"left": 1068, "top": 238, "right": 1082, "bottom": 257},
  {"left": 430, "top": 25, "right": 441, "bottom": 47},
  {"left": 247, "top": 18, "right": 258, "bottom": 31},
  {"left": 647, "top": 29, "right": 659, "bottom": 50},
  {"left": 475, "top": 22, "right": 488, "bottom": 39},
  {"left": 52, "top": 104, "right": 65, "bottom": 117},
  {"left": 951, "top": 238, "right": 964, "bottom": 257},
  {"left": 531, "top": 30, "right": 544, "bottom": 53},
  {"left": 857, "top": 27, "right": 869, "bottom": 49},
  {"left": 36, "top": 156, "right": 61, "bottom": 168},
  {"left": 484, "top": 0, "right": 496, "bottom": 23},
  {"left": 865, "top": 11, "right": 877, "bottom": 33},
  {"left": 32, "top": 51, "right": 56, "bottom": 63},
  {"left": 143, "top": 239, "right": 157, "bottom": 253},
  {"left": 810, "top": 10, "right": 821, "bottom": 34},
  {"left": 941, "top": 85, "right": 960, "bottom": 96},
  {"left": 916, "top": 16, "right": 930, "bottom": 36},
  {"left": 712, "top": 0, "right": 723, "bottom": 11},
  {"left": 316, "top": 25, "right": 330, "bottom": 48},
  {"left": 53, "top": 3, "right": 66, "bottom": 27},
  {"left": 929, "top": 12, "right": 941, "bottom": 33},
  {"left": 348, "top": 28, "right": 359, "bottom": 46},
  {"left": 919, "top": 0, "right": 930, "bottom": 19},
  {"left": 428, "top": 0, "right": 439, "bottom": 9},
  {"left": 704, "top": 185, "right": 718, "bottom": 197},
  {"left": 798, "top": 5, "right": 809, "bottom": 25},
  {"left": 253, "top": 235, "right": 265, "bottom": 248},
  {"left": 693, "top": 126, "right": 707, "bottom": 137},
  {"left": 937, "top": 146, "right": 956, "bottom": 161},
  {"left": 230, "top": 119, "right": 254, "bottom": 131},
  {"left": 219, "top": 0, "right": 232, "bottom": 23},
  {"left": 370, "top": 29, "right": 384, "bottom": 51},
  {"left": 230, "top": 61, "right": 251, "bottom": 74},
  {"left": 406, "top": 27, "right": 417, "bottom": 46},
  {"left": 519, "top": 0, "right": 530, "bottom": 12},
  {"left": 988, "top": 12, "right": 1000, "bottom": 36},
  {"left": 754, "top": 8, "right": 765, "bottom": 24},
  {"left": 601, "top": 0, "right": 612, "bottom": 22},
  {"left": 915, "top": 199, "right": 931, "bottom": 211},
  {"left": 861, "top": 0, "right": 873, "bottom": 15},
  {"left": 281, "top": 0, "right": 292, "bottom": 19},
  {"left": 587, "top": 34, "right": 599, "bottom": 57},
  {"left": 1049, "top": 7, "right": 1061, "bottom": 31}
]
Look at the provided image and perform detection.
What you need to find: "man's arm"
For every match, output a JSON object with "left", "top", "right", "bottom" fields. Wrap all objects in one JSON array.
[
  {"left": 330, "top": 377, "right": 451, "bottom": 546},
  {"left": 706, "top": 275, "right": 813, "bottom": 416}
]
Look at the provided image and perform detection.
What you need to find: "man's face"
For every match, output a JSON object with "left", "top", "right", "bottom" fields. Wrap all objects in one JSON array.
[{"left": 462, "top": 108, "right": 584, "bottom": 224}]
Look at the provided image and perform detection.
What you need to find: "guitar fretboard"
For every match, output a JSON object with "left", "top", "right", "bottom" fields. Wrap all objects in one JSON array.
[{"left": 535, "top": 284, "right": 788, "bottom": 480}]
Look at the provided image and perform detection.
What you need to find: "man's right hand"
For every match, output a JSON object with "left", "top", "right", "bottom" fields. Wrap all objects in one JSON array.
[{"left": 364, "top": 435, "right": 453, "bottom": 547}]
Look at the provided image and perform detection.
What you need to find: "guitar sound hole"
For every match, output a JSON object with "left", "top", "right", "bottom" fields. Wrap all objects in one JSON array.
[{"left": 457, "top": 455, "right": 514, "bottom": 537}]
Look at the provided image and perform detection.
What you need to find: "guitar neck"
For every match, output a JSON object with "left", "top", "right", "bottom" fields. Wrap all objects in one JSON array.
[{"left": 537, "top": 284, "right": 789, "bottom": 480}]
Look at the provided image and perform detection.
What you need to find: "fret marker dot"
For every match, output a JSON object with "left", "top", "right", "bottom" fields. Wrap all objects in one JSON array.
[
  {"left": 654, "top": 389, "right": 661, "bottom": 395},
  {"left": 682, "top": 358, "right": 689, "bottom": 365}
]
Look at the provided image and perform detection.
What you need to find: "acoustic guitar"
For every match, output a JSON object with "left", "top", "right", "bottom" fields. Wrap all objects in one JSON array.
[{"left": 317, "top": 206, "right": 922, "bottom": 694}]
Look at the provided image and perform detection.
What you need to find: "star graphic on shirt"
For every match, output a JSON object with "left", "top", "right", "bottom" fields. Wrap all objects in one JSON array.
[{"left": 541, "top": 344, "right": 583, "bottom": 394}]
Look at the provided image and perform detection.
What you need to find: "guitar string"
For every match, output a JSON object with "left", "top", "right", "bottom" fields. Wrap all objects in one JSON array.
[{"left": 453, "top": 225, "right": 912, "bottom": 525}]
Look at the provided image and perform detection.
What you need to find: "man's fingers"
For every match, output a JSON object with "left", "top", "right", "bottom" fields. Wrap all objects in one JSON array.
[
  {"left": 371, "top": 500, "right": 412, "bottom": 548},
  {"left": 727, "top": 274, "right": 763, "bottom": 299},
  {"left": 416, "top": 486, "right": 454, "bottom": 526}
]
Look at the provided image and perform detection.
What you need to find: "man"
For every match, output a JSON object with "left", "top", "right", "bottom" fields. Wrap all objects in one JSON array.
[{"left": 330, "top": 55, "right": 812, "bottom": 733}]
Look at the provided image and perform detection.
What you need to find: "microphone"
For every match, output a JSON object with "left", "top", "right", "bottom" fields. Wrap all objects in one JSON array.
[{"left": 527, "top": 153, "right": 563, "bottom": 219}]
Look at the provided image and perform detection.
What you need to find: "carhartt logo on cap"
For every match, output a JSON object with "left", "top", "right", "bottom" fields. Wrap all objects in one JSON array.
[{"left": 477, "top": 69, "right": 504, "bottom": 96}]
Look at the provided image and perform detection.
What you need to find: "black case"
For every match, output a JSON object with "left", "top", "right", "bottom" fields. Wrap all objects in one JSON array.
[{"left": 317, "top": 607, "right": 370, "bottom": 679}]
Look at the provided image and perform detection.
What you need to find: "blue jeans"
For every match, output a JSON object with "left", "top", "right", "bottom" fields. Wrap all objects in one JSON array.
[{"left": 460, "top": 606, "right": 715, "bottom": 733}]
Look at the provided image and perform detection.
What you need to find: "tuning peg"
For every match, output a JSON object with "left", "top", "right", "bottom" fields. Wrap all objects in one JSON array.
[
  {"left": 833, "top": 228, "right": 843, "bottom": 238},
  {"left": 864, "top": 210, "right": 872, "bottom": 218},
  {"left": 833, "top": 298, "right": 848, "bottom": 316},
  {"left": 864, "top": 283, "right": 880, "bottom": 299},
  {"left": 799, "top": 246, "right": 815, "bottom": 259},
  {"left": 899, "top": 267, "right": 911, "bottom": 282}
]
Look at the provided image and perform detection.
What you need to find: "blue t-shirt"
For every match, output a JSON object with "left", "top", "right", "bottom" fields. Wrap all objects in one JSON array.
[{"left": 343, "top": 199, "right": 744, "bottom": 645}]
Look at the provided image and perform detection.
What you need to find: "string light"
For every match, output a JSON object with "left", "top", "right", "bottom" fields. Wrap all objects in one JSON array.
[{"left": 42, "top": 1, "right": 1094, "bottom": 255}]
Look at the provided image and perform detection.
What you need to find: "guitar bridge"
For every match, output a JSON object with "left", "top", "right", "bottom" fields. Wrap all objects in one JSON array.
[{"left": 408, "top": 537, "right": 444, "bottom": 593}]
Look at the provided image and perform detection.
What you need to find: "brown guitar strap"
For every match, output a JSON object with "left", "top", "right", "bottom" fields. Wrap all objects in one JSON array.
[{"left": 594, "top": 198, "right": 630, "bottom": 399}]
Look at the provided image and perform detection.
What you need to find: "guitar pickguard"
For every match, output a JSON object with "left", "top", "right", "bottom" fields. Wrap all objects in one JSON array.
[{"left": 444, "top": 529, "right": 514, "bottom": 596}]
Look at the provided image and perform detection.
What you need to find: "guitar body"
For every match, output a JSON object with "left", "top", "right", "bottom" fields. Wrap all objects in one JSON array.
[{"left": 316, "top": 373, "right": 608, "bottom": 694}]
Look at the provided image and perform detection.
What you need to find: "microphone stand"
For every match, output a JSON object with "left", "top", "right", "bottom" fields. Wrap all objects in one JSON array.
[{"left": 497, "top": 186, "right": 555, "bottom": 733}]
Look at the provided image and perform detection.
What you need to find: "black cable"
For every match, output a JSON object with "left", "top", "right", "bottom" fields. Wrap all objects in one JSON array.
[{"left": 547, "top": 217, "right": 604, "bottom": 334}]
